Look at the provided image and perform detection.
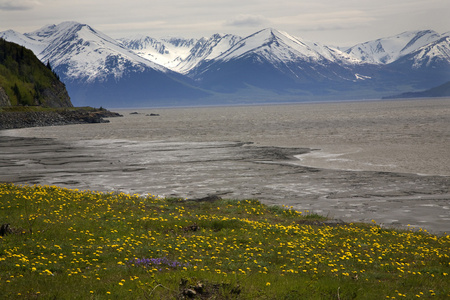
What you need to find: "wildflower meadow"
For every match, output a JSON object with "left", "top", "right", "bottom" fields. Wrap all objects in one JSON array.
[{"left": 0, "top": 183, "right": 449, "bottom": 299}]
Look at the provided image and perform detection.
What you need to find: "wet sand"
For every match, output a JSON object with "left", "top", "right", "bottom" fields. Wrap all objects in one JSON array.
[{"left": 1, "top": 98, "right": 449, "bottom": 234}]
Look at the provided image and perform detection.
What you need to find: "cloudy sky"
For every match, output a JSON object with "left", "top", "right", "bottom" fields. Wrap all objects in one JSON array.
[{"left": 0, "top": 0, "right": 449, "bottom": 46}]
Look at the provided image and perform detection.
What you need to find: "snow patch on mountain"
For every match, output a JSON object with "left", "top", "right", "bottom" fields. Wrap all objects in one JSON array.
[
  {"left": 214, "top": 28, "right": 359, "bottom": 66},
  {"left": 1, "top": 22, "right": 169, "bottom": 83},
  {"left": 409, "top": 36, "right": 450, "bottom": 68},
  {"left": 119, "top": 33, "right": 241, "bottom": 73},
  {"left": 1, "top": 22, "right": 448, "bottom": 105},
  {"left": 0, "top": 29, "right": 46, "bottom": 54},
  {"left": 346, "top": 30, "right": 442, "bottom": 64},
  {"left": 175, "top": 33, "right": 241, "bottom": 73},
  {"left": 118, "top": 36, "right": 197, "bottom": 71},
  {"left": 354, "top": 73, "right": 372, "bottom": 80}
]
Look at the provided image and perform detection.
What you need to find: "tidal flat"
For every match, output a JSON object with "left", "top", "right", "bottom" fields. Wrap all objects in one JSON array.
[{"left": 1, "top": 98, "right": 449, "bottom": 234}]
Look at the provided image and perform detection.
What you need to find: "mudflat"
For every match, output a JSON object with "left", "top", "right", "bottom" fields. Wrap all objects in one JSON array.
[{"left": 1, "top": 98, "right": 449, "bottom": 234}]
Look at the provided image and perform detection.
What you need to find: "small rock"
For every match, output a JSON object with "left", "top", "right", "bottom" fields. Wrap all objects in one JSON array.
[
  {"left": 183, "top": 288, "right": 197, "bottom": 297},
  {"left": 194, "top": 282, "right": 204, "bottom": 293},
  {"left": 189, "top": 195, "right": 222, "bottom": 202},
  {"left": 183, "top": 223, "right": 199, "bottom": 232}
]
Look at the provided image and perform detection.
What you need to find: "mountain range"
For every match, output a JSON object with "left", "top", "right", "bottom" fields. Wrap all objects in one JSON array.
[{"left": 1, "top": 21, "right": 449, "bottom": 107}]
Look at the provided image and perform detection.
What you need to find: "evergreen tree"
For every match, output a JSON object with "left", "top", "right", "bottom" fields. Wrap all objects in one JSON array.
[{"left": 12, "top": 83, "right": 22, "bottom": 103}]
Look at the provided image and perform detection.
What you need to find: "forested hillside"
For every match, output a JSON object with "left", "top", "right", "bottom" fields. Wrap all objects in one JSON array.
[{"left": 0, "top": 38, "right": 72, "bottom": 107}]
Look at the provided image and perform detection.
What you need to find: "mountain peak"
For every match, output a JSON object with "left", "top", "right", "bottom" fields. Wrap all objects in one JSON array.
[
  {"left": 15, "top": 21, "right": 169, "bottom": 83},
  {"left": 346, "top": 29, "right": 442, "bottom": 64},
  {"left": 27, "top": 21, "right": 84, "bottom": 40},
  {"left": 1, "top": 22, "right": 448, "bottom": 107},
  {"left": 215, "top": 27, "right": 349, "bottom": 64},
  {"left": 249, "top": 27, "right": 291, "bottom": 41}
]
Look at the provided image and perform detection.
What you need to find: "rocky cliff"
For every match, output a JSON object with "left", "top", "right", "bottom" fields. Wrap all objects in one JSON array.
[{"left": 0, "top": 87, "right": 11, "bottom": 106}]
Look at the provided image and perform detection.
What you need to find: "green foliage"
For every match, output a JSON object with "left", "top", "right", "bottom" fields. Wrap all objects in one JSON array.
[
  {"left": 0, "top": 38, "right": 62, "bottom": 106},
  {"left": 0, "top": 183, "right": 449, "bottom": 299}
]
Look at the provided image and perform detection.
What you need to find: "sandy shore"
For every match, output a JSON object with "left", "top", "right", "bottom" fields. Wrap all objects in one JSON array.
[{"left": 1, "top": 98, "right": 449, "bottom": 234}]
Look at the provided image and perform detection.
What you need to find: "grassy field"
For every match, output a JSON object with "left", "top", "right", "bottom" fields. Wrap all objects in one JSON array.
[{"left": 0, "top": 183, "right": 449, "bottom": 299}]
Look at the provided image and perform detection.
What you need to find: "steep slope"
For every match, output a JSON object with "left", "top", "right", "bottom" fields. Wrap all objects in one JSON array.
[
  {"left": 118, "top": 36, "right": 197, "bottom": 72},
  {"left": 25, "top": 22, "right": 168, "bottom": 83},
  {"left": 2, "top": 23, "right": 448, "bottom": 107},
  {"left": 1, "top": 22, "right": 210, "bottom": 107},
  {"left": 381, "top": 35, "right": 450, "bottom": 90},
  {"left": 345, "top": 30, "right": 442, "bottom": 64},
  {"left": 215, "top": 28, "right": 357, "bottom": 64},
  {"left": 403, "top": 35, "right": 450, "bottom": 68},
  {"left": 175, "top": 33, "right": 241, "bottom": 73},
  {"left": 119, "top": 33, "right": 241, "bottom": 73},
  {"left": 0, "top": 38, "right": 72, "bottom": 107},
  {"left": 188, "top": 28, "right": 364, "bottom": 94},
  {"left": 0, "top": 30, "right": 46, "bottom": 54}
]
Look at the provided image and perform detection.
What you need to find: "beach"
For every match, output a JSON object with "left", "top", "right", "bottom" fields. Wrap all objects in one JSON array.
[{"left": 1, "top": 98, "right": 449, "bottom": 233}]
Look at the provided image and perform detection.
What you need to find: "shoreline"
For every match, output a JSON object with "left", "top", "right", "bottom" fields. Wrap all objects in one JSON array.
[
  {"left": 103, "top": 96, "right": 450, "bottom": 110},
  {"left": 1, "top": 98, "right": 449, "bottom": 234},
  {"left": 1, "top": 133, "right": 449, "bottom": 235},
  {"left": 0, "top": 107, "right": 122, "bottom": 130}
]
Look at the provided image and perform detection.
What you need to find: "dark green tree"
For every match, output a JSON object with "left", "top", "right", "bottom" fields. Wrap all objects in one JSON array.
[{"left": 12, "top": 83, "right": 22, "bottom": 104}]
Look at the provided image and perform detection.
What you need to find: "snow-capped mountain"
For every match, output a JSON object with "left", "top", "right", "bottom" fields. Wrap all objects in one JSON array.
[
  {"left": 0, "top": 29, "right": 47, "bottom": 54},
  {"left": 1, "top": 22, "right": 448, "bottom": 107},
  {"left": 187, "top": 28, "right": 365, "bottom": 93},
  {"left": 26, "top": 22, "right": 169, "bottom": 83},
  {"left": 0, "top": 22, "right": 210, "bottom": 106},
  {"left": 175, "top": 33, "right": 242, "bottom": 73},
  {"left": 118, "top": 33, "right": 241, "bottom": 73},
  {"left": 118, "top": 36, "right": 197, "bottom": 71},
  {"left": 379, "top": 35, "right": 450, "bottom": 91},
  {"left": 345, "top": 30, "right": 442, "bottom": 64},
  {"left": 214, "top": 28, "right": 357, "bottom": 64},
  {"left": 405, "top": 35, "right": 450, "bottom": 68}
]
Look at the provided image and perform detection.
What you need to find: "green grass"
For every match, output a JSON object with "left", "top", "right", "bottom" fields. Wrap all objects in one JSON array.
[
  {"left": 0, "top": 38, "right": 61, "bottom": 107},
  {"left": 0, "top": 183, "right": 449, "bottom": 299}
]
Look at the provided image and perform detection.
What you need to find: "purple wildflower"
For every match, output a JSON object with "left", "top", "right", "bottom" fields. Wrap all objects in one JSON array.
[{"left": 127, "top": 257, "right": 190, "bottom": 270}]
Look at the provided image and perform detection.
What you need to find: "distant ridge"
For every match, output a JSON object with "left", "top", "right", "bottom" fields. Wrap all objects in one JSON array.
[{"left": 383, "top": 81, "right": 450, "bottom": 99}]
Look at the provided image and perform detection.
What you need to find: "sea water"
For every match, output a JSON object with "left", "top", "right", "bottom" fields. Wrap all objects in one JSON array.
[{"left": 1, "top": 98, "right": 449, "bottom": 233}]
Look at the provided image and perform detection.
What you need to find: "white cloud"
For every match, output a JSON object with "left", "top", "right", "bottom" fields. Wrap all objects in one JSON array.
[
  {"left": 0, "top": 0, "right": 38, "bottom": 11},
  {"left": 273, "top": 10, "right": 375, "bottom": 31},
  {"left": 0, "top": 0, "right": 448, "bottom": 45},
  {"left": 224, "top": 14, "right": 271, "bottom": 27}
]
